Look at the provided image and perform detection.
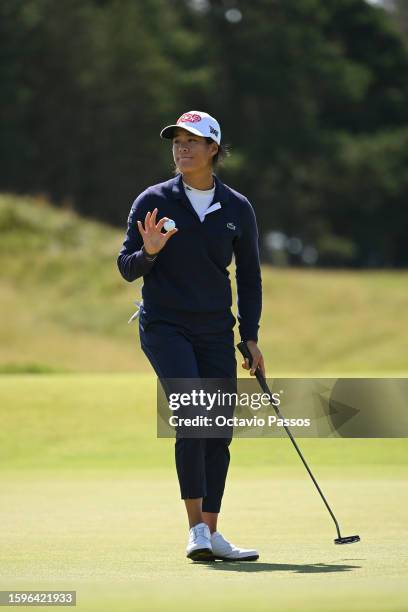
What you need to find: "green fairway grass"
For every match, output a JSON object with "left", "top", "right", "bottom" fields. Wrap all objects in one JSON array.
[
  {"left": 1, "top": 472, "right": 407, "bottom": 611},
  {"left": 1, "top": 375, "right": 407, "bottom": 611},
  {"left": 1, "top": 373, "right": 408, "bottom": 471}
]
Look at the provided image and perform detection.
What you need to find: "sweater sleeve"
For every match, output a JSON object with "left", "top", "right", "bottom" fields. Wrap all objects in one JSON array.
[
  {"left": 233, "top": 199, "right": 262, "bottom": 343},
  {"left": 117, "top": 192, "right": 157, "bottom": 282}
]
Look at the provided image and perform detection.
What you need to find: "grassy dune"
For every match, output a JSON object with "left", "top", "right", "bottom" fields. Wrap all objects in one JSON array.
[{"left": 1, "top": 193, "right": 408, "bottom": 375}]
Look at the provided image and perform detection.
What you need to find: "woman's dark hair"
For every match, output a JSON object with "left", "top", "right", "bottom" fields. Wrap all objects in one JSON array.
[
  {"left": 205, "top": 138, "right": 230, "bottom": 168},
  {"left": 173, "top": 138, "right": 230, "bottom": 175}
]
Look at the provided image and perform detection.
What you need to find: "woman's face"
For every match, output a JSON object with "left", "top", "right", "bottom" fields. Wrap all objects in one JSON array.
[{"left": 172, "top": 127, "right": 218, "bottom": 174}]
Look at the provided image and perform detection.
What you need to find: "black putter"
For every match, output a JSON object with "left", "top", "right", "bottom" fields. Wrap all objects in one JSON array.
[{"left": 237, "top": 341, "right": 360, "bottom": 546}]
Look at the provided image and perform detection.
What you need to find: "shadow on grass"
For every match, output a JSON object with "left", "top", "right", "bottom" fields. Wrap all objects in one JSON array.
[{"left": 203, "top": 561, "right": 362, "bottom": 573}]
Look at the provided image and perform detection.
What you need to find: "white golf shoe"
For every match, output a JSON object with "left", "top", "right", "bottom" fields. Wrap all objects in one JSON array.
[
  {"left": 186, "top": 522, "right": 214, "bottom": 562},
  {"left": 211, "top": 531, "right": 259, "bottom": 561}
]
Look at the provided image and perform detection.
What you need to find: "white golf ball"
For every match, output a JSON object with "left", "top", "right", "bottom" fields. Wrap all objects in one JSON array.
[{"left": 164, "top": 219, "right": 176, "bottom": 231}]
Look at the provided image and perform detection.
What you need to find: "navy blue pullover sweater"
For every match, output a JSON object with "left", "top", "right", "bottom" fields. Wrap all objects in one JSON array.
[{"left": 117, "top": 173, "right": 262, "bottom": 342}]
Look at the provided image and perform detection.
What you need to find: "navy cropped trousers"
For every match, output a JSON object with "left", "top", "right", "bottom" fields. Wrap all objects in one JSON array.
[{"left": 139, "top": 309, "right": 237, "bottom": 513}]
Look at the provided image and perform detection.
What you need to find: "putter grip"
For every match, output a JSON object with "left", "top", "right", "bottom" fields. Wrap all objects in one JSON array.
[
  {"left": 236, "top": 341, "right": 254, "bottom": 366},
  {"left": 237, "top": 341, "right": 270, "bottom": 396}
]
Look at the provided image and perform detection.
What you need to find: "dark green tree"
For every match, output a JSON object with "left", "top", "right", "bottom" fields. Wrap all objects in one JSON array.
[{"left": 1, "top": 0, "right": 408, "bottom": 266}]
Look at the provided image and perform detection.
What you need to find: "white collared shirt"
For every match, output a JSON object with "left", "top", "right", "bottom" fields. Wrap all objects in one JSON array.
[{"left": 183, "top": 180, "right": 216, "bottom": 222}]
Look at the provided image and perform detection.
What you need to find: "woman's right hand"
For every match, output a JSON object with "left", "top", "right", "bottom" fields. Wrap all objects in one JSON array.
[{"left": 137, "top": 208, "right": 178, "bottom": 256}]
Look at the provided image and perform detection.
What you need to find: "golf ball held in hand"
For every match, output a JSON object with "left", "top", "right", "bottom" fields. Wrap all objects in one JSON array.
[{"left": 164, "top": 219, "right": 176, "bottom": 231}]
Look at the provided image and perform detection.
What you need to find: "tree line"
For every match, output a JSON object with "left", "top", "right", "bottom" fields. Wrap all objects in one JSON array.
[{"left": 1, "top": 0, "right": 408, "bottom": 267}]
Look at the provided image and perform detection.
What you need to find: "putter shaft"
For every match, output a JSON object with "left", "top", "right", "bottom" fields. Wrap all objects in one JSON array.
[{"left": 237, "top": 341, "right": 360, "bottom": 544}]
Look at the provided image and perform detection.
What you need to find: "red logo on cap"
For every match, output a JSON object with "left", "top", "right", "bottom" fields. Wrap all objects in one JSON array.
[{"left": 177, "top": 113, "right": 202, "bottom": 124}]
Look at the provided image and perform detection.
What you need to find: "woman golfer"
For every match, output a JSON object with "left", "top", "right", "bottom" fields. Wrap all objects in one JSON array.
[{"left": 117, "top": 110, "right": 264, "bottom": 562}]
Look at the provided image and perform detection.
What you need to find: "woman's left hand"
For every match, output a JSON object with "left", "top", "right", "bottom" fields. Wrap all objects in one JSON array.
[{"left": 241, "top": 340, "right": 266, "bottom": 377}]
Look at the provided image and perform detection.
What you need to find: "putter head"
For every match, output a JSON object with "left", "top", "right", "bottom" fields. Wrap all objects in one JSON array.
[{"left": 334, "top": 535, "right": 360, "bottom": 545}]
